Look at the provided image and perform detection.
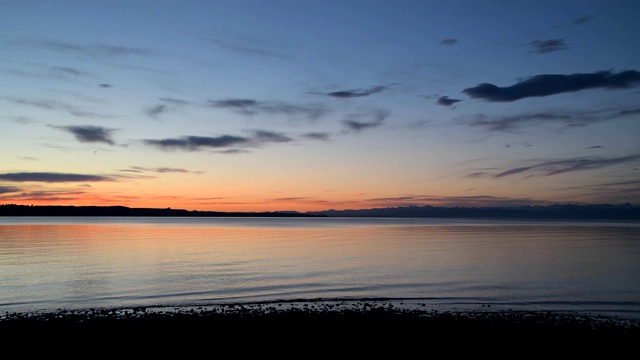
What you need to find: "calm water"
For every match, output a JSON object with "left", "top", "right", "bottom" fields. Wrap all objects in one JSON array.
[{"left": 1, "top": 217, "right": 639, "bottom": 320}]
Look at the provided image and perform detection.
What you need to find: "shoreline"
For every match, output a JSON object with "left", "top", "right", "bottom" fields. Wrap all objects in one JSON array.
[{"left": 3, "top": 301, "right": 639, "bottom": 354}]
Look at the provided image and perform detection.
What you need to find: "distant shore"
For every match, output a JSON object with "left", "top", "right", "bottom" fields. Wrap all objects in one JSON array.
[
  {"left": 1, "top": 203, "right": 639, "bottom": 219},
  {"left": 2, "top": 302, "right": 639, "bottom": 355}
]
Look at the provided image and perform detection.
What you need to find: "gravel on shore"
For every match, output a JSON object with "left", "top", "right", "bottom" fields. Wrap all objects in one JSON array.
[{"left": 2, "top": 301, "right": 639, "bottom": 356}]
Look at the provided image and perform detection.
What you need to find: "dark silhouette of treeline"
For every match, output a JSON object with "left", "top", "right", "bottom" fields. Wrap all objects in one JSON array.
[
  {"left": 0, "top": 204, "right": 322, "bottom": 217},
  {"left": 1, "top": 203, "right": 639, "bottom": 219}
]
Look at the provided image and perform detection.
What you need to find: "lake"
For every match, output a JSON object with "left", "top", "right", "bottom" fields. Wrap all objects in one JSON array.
[{"left": 1, "top": 217, "right": 639, "bottom": 320}]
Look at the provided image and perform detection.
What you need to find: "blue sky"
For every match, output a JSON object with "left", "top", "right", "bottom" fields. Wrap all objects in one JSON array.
[{"left": 1, "top": 0, "right": 639, "bottom": 212}]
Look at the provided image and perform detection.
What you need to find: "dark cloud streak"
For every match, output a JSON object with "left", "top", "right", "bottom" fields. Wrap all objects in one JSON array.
[
  {"left": 436, "top": 96, "right": 461, "bottom": 107},
  {"left": 144, "top": 135, "right": 249, "bottom": 151},
  {"left": 529, "top": 39, "right": 569, "bottom": 54},
  {"left": 492, "top": 155, "right": 640, "bottom": 178},
  {"left": 459, "top": 105, "right": 640, "bottom": 132},
  {"left": 0, "top": 186, "right": 21, "bottom": 194},
  {"left": 302, "top": 132, "right": 331, "bottom": 141},
  {"left": 143, "top": 130, "right": 292, "bottom": 152},
  {"left": 323, "top": 85, "right": 388, "bottom": 99},
  {"left": 439, "top": 38, "right": 458, "bottom": 45},
  {"left": 342, "top": 109, "right": 389, "bottom": 132},
  {"left": 13, "top": 38, "right": 154, "bottom": 58},
  {"left": 209, "top": 98, "right": 328, "bottom": 120},
  {"left": 5, "top": 97, "right": 109, "bottom": 118},
  {"left": 463, "top": 70, "right": 640, "bottom": 102},
  {"left": 49, "top": 125, "right": 117, "bottom": 145},
  {"left": 0, "top": 172, "right": 113, "bottom": 182},
  {"left": 126, "top": 166, "right": 195, "bottom": 174}
]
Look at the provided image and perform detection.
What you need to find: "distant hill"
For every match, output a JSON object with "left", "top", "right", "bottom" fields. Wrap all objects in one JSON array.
[
  {"left": 1, "top": 203, "right": 639, "bottom": 220},
  {"left": 0, "top": 204, "right": 321, "bottom": 217},
  {"left": 307, "top": 203, "right": 640, "bottom": 220}
]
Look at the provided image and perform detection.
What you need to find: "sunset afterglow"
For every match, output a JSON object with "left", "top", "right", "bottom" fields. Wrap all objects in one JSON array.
[{"left": 2, "top": 1, "right": 639, "bottom": 212}]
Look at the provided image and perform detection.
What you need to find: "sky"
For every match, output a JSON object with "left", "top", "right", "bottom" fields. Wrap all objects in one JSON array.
[{"left": 1, "top": 0, "right": 639, "bottom": 212}]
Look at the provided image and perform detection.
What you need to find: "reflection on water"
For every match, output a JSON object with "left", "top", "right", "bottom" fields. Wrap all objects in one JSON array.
[{"left": 1, "top": 217, "right": 639, "bottom": 319}]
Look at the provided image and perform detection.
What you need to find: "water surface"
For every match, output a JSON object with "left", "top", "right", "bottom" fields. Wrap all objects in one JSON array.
[{"left": 1, "top": 217, "right": 639, "bottom": 319}]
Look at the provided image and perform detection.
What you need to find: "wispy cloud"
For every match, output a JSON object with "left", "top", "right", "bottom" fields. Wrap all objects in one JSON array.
[
  {"left": 439, "top": 38, "right": 458, "bottom": 46},
  {"left": 204, "top": 36, "right": 288, "bottom": 59},
  {"left": 555, "top": 179, "right": 640, "bottom": 200},
  {"left": 301, "top": 132, "right": 331, "bottom": 141},
  {"left": 436, "top": 96, "right": 462, "bottom": 107},
  {"left": 311, "top": 85, "right": 391, "bottom": 99},
  {"left": 573, "top": 15, "right": 595, "bottom": 25},
  {"left": 50, "top": 66, "right": 88, "bottom": 77},
  {"left": 143, "top": 129, "right": 292, "bottom": 152},
  {"left": 122, "top": 166, "right": 200, "bottom": 174},
  {"left": 144, "top": 98, "right": 193, "bottom": 118},
  {"left": 209, "top": 98, "right": 328, "bottom": 120},
  {"left": 458, "top": 105, "right": 640, "bottom": 132},
  {"left": 364, "top": 194, "right": 548, "bottom": 207},
  {"left": 552, "top": 14, "right": 595, "bottom": 29},
  {"left": 247, "top": 129, "right": 293, "bottom": 144},
  {"left": 13, "top": 38, "right": 154, "bottom": 58},
  {"left": 0, "top": 189, "right": 89, "bottom": 202},
  {"left": 490, "top": 155, "right": 640, "bottom": 178},
  {"left": 341, "top": 109, "right": 389, "bottom": 132},
  {"left": 143, "top": 135, "right": 249, "bottom": 151},
  {"left": 0, "top": 172, "right": 114, "bottom": 182},
  {"left": 528, "top": 39, "right": 569, "bottom": 54},
  {"left": 48, "top": 125, "right": 117, "bottom": 145},
  {"left": 3, "top": 63, "right": 91, "bottom": 82},
  {"left": 0, "top": 185, "right": 21, "bottom": 194},
  {"left": 5, "top": 97, "right": 109, "bottom": 118},
  {"left": 463, "top": 70, "right": 640, "bottom": 102}
]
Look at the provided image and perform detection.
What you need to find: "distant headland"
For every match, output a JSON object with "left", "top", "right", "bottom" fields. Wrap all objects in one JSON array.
[
  {"left": 1, "top": 203, "right": 639, "bottom": 220},
  {"left": 0, "top": 204, "right": 321, "bottom": 217}
]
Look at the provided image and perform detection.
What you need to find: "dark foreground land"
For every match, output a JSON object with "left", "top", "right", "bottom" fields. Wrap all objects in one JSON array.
[{"left": 2, "top": 302, "right": 639, "bottom": 357}]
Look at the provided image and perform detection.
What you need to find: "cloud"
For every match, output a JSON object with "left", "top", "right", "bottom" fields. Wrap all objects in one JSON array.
[
  {"left": 143, "top": 135, "right": 250, "bottom": 151},
  {"left": 49, "top": 125, "right": 117, "bottom": 145},
  {"left": 529, "top": 39, "right": 569, "bottom": 54},
  {"left": 552, "top": 14, "right": 595, "bottom": 29},
  {"left": 50, "top": 66, "right": 89, "bottom": 77},
  {"left": 159, "top": 98, "right": 192, "bottom": 106},
  {"left": 557, "top": 179, "right": 640, "bottom": 200},
  {"left": 0, "top": 172, "right": 113, "bottom": 182},
  {"left": 247, "top": 130, "right": 293, "bottom": 144},
  {"left": 209, "top": 98, "right": 328, "bottom": 120},
  {"left": 13, "top": 38, "right": 154, "bottom": 58},
  {"left": 363, "top": 194, "right": 548, "bottom": 207},
  {"left": 342, "top": 109, "right": 389, "bottom": 132},
  {"left": 459, "top": 105, "right": 640, "bottom": 132},
  {"left": 0, "top": 186, "right": 21, "bottom": 194},
  {"left": 439, "top": 38, "right": 458, "bottom": 45},
  {"left": 463, "top": 70, "right": 640, "bottom": 102},
  {"left": 144, "top": 98, "right": 193, "bottom": 118},
  {"left": 5, "top": 97, "right": 109, "bottom": 118},
  {"left": 98, "top": 83, "right": 112, "bottom": 88},
  {"left": 3, "top": 63, "right": 90, "bottom": 81},
  {"left": 314, "top": 85, "right": 390, "bottom": 99},
  {"left": 573, "top": 15, "right": 594, "bottom": 25},
  {"left": 301, "top": 132, "right": 331, "bottom": 141},
  {"left": 145, "top": 104, "right": 170, "bottom": 117},
  {"left": 491, "top": 155, "right": 640, "bottom": 178},
  {"left": 124, "top": 166, "right": 197, "bottom": 174},
  {"left": 204, "top": 36, "right": 288, "bottom": 59},
  {"left": 142, "top": 130, "right": 292, "bottom": 152},
  {"left": 436, "top": 96, "right": 462, "bottom": 107}
]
